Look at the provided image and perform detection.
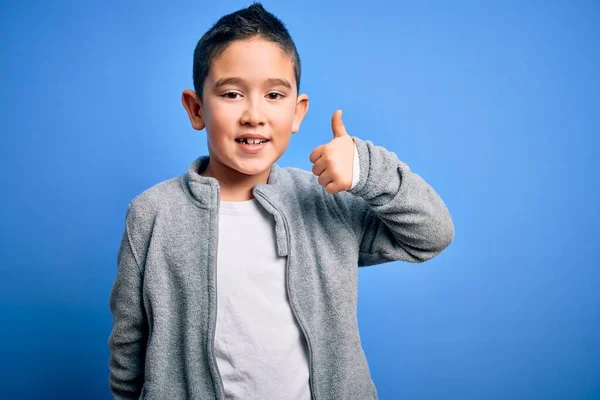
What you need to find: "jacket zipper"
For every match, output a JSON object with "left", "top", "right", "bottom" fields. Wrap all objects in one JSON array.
[
  {"left": 255, "top": 192, "right": 317, "bottom": 400},
  {"left": 211, "top": 188, "right": 226, "bottom": 399}
]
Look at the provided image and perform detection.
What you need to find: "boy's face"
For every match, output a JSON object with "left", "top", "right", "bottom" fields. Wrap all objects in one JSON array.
[{"left": 183, "top": 37, "right": 308, "bottom": 181}]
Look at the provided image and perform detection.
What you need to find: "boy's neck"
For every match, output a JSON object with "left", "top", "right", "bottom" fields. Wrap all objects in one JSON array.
[{"left": 200, "top": 160, "right": 271, "bottom": 202}]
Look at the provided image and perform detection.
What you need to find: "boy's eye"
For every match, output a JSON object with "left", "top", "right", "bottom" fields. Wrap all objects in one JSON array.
[
  {"left": 267, "top": 92, "right": 284, "bottom": 100},
  {"left": 222, "top": 92, "right": 241, "bottom": 99}
]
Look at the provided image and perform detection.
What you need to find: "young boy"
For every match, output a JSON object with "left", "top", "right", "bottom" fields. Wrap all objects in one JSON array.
[{"left": 108, "top": 3, "right": 454, "bottom": 399}]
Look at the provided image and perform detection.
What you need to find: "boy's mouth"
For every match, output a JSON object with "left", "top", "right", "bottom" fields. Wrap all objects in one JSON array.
[
  {"left": 235, "top": 136, "right": 270, "bottom": 154},
  {"left": 235, "top": 138, "right": 270, "bottom": 145}
]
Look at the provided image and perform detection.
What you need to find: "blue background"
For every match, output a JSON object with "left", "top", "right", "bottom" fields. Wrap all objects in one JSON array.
[{"left": 1, "top": 1, "right": 598, "bottom": 399}]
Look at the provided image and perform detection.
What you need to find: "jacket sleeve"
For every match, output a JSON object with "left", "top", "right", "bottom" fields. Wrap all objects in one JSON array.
[
  {"left": 331, "top": 136, "right": 455, "bottom": 266},
  {"left": 108, "top": 204, "right": 148, "bottom": 399}
]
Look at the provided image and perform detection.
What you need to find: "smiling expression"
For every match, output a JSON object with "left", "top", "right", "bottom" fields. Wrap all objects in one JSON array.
[{"left": 189, "top": 37, "right": 309, "bottom": 183}]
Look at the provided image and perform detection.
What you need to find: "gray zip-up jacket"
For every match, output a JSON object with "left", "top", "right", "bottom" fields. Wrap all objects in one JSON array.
[{"left": 108, "top": 136, "right": 454, "bottom": 399}]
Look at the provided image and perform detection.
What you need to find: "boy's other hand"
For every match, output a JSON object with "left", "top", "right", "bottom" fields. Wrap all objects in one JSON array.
[{"left": 309, "top": 110, "right": 355, "bottom": 194}]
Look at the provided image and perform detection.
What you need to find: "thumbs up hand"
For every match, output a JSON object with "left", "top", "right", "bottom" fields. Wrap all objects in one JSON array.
[{"left": 309, "top": 109, "right": 355, "bottom": 194}]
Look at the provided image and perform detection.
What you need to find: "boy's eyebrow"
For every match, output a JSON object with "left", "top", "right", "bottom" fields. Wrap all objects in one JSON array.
[
  {"left": 265, "top": 78, "right": 292, "bottom": 89},
  {"left": 214, "top": 77, "right": 244, "bottom": 88},
  {"left": 214, "top": 77, "right": 292, "bottom": 89}
]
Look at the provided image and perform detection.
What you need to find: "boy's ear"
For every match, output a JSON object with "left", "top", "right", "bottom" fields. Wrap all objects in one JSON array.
[
  {"left": 292, "top": 94, "right": 309, "bottom": 133},
  {"left": 182, "top": 89, "right": 205, "bottom": 131}
]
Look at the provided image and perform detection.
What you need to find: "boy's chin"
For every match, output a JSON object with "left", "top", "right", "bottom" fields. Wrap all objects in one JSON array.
[{"left": 232, "top": 159, "right": 274, "bottom": 177}]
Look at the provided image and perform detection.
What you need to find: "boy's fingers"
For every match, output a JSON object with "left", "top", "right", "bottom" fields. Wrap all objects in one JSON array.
[
  {"left": 317, "top": 170, "right": 334, "bottom": 187},
  {"left": 324, "top": 181, "right": 340, "bottom": 194},
  {"left": 309, "top": 145, "right": 324, "bottom": 163},
  {"left": 331, "top": 109, "right": 348, "bottom": 138},
  {"left": 311, "top": 157, "right": 327, "bottom": 176}
]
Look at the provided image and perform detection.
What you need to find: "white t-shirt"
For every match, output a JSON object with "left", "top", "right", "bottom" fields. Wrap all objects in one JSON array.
[
  {"left": 215, "top": 198, "right": 311, "bottom": 400},
  {"left": 214, "top": 145, "right": 360, "bottom": 399}
]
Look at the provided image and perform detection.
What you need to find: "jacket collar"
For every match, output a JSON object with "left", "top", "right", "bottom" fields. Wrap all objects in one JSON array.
[
  {"left": 180, "top": 155, "right": 290, "bottom": 256},
  {"left": 180, "top": 155, "right": 287, "bottom": 209}
]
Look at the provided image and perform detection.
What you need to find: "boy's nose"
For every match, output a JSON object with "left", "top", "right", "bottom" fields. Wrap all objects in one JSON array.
[{"left": 240, "top": 100, "right": 266, "bottom": 126}]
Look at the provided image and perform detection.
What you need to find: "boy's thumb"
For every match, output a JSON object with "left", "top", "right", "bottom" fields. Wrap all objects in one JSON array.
[{"left": 331, "top": 109, "right": 348, "bottom": 138}]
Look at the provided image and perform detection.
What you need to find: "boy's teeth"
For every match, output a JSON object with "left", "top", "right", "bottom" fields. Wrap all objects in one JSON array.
[{"left": 239, "top": 138, "right": 266, "bottom": 144}]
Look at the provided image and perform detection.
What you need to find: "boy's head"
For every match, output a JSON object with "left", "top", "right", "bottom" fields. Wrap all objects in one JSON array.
[{"left": 182, "top": 2, "right": 309, "bottom": 183}]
